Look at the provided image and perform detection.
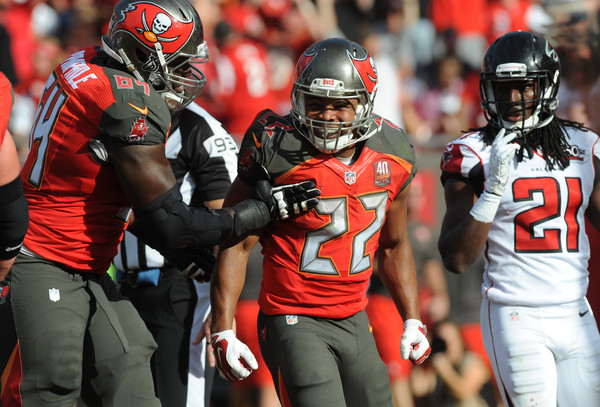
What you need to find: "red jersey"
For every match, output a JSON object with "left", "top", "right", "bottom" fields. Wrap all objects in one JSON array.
[
  {"left": 20, "top": 46, "right": 171, "bottom": 274},
  {"left": 238, "top": 110, "right": 416, "bottom": 318},
  {"left": 487, "top": 0, "right": 532, "bottom": 44},
  {"left": 212, "top": 37, "right": 279, "bottom": 139}
]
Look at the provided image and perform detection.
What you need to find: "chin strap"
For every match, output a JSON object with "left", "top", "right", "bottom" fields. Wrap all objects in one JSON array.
[
  {"left": 101, "top": 36, "right": 146, "bottom": 83},
  {"left": 101, "top": 36, "right": 123, "bottom": 63}
]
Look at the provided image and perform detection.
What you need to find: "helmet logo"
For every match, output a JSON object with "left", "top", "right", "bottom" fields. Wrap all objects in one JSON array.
[
  {"left": 115, "top": 2, "right": 194, "bottom": 55},
  {"left": 143, "top": 12, "right": 172, "bottom": 41},
  {"left": 294, "top": 54, "right": 314, "bottom": 81},
  {"left": 545, "top": 41, "right": 559, "bottom": 62},
  {"left": 349, "top": 52, "right": 377, "bottom": 95}
]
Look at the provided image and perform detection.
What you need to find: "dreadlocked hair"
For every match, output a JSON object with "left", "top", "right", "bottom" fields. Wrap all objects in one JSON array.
[{"left": 468, "top": 117, "right": 588, "bottom": 171}]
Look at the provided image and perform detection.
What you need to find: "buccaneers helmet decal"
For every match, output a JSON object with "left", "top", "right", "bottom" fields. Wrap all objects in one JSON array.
[
  {"left": 112, "top": 2, "right": 194, "bottom": 58},
  {"left": 349, "top": 52, "right": 377, "bottom": 95},
  {"left": 103, "top": 0, "right": 208, "bottom": 110},
  {"left": 293, "top": 54, "right": 314, "bottom": 83}
]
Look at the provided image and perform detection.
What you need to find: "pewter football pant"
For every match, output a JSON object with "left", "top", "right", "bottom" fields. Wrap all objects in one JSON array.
[
  {"left": 9, "top": 255, "right": 160, "bottom": 407},
  {"left": 257, "top": 310, "right": 393, "bottom": 407}
]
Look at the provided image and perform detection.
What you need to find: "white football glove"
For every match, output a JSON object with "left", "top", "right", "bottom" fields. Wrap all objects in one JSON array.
[
  {"left": 470, "top": 128, "right": 519, "bottom": 223},
  {"left": 400, "top": 319, "right": 431, "bottom": 365},
  {"left": 211, "top": 330, "right": 258, "bottom": 381},
  {"left": 484, "top": 128, "right": 519, "bottom": 196}
]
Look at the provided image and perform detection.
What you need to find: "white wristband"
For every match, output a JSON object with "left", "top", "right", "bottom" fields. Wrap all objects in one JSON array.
[{"left": 469, "top": 190, "right": 502, "bottom": 223}]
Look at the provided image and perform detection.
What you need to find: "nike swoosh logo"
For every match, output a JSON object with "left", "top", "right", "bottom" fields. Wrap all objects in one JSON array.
[
  {"left": 128, "top": 103, "right": 148, "bottom": 115},
  {"left": 253, "top": 132, "right": 262, "bottom": 147},
  {"left": 579, "top": 310, "right": 589, "bottom": 317}
]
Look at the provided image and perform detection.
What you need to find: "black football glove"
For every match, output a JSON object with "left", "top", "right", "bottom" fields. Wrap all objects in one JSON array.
[
  {"left": 232, "top": 180, "right": 321, "bottom": 237},
  {"left": 271, "top": 180, "right": 321, "bottom": 220},
  {"left": 165, "top": 247, "right": 216, "bottom": 283}
]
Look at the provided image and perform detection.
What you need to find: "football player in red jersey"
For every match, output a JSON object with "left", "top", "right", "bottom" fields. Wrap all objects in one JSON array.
[
  {"left": 210, "top": 38, "right": 431, "bottom": 407},
  {"left": 5, "top": 0, "right": 318, "bottom": 405}
]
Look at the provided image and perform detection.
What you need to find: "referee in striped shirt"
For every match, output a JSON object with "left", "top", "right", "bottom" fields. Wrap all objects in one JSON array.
[{"left": 114, "top": 101, "right": 238, "bottom": 407}]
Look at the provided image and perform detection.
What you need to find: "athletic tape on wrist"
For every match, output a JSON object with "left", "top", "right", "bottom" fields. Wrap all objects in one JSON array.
[{"left": 469, "top": 190, "right": 502, "bottom": 223}]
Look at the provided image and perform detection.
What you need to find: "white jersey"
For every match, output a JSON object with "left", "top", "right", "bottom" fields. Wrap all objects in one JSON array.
[{"left": 441, "top": 126, "right": 600, "bottom": 306}]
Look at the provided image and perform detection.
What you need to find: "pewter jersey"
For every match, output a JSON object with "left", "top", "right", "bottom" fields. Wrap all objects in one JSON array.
[{"left": 441, "top": 126, "right": 600, "bottom": 306}]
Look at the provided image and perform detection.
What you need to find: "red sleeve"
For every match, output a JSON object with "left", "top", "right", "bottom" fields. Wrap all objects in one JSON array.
[{"left": 0, "top": 72, "right": 13, "bottom": 147}]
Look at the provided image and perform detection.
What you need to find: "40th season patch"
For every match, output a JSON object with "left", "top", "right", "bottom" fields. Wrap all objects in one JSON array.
[{"left": 374, "top": 159, "right": 391, "bottom": 187}]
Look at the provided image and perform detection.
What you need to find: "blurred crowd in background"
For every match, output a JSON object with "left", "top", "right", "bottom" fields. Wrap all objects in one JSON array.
[
  {"left": 0, "top": 0, "right": 600, "bottom": 154},
  {"left": 3, "top": 0, "right": 600, "bottom": 406},
  {"left": 5, "top": 0, "right": 600, "bottom": 155}
]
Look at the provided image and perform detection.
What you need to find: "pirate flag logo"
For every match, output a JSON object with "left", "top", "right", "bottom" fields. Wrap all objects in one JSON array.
[{"left": 112, "top": 2, "right": 195, "bottom": 58}]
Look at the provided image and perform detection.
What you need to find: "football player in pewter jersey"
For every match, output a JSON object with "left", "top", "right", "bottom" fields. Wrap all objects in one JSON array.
[
  {"left": 6, "top": 0, "right": 318, "bottom": 405},
  {"left": 210, "top": 38, "right": 431, "bottom": 407},
  {"left": 439, "top": 31, "right": 600, "bottom": 407}
]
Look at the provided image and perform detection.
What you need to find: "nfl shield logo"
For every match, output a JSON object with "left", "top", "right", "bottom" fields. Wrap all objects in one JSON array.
[
  {"left": 286, "top": 315, "right": 298, "bottom": 325},
  {"left": 509, "top": 311, "right": 519, "bottom": 321},
  {"left": 345, "top": 171, "right": 356, "bottom": 185},
  {"left": 49, "top": 288, "right": 60, "bottom": 302}
]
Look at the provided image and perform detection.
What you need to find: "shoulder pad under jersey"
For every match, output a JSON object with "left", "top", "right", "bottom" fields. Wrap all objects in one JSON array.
[
  {"left": 100, "top": 66, "right": 170, "bottom": 146},
  {"left": 57, "top": 47, "right": 171, "bottom": 146},
  {"left": 440, "top": 131, "right": 486, "bottom": 194},
  {"left": 440, "top": 131, "right": 486, "bottom": 177},
  {"left": 238, "top": 109, "right": 317, "bottom": 184},
  {"left": 365, "top": 116, "right": 416, "bottom": 169}
]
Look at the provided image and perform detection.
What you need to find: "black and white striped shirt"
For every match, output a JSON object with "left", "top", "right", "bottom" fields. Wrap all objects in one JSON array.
[{"left": 114, "top": 102, "right": 238, "bottom": 271}]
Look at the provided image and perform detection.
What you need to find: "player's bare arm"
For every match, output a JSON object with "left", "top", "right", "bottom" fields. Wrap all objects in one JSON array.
[
  {"left": 211, "top": 177, "right": 259, "bottom": 334},
  {"left": 106, "top": 140, "right": 177, "bottom": 209},
  {"left": 438, "top": 178, "right": 492, "bottom": 274},
  {"left": 210, "top": 177, "right": 261, "bottom": 381},
  {"left": 379, "top": 183, "right": 431, "bottom": 365},
  {"left": 377, "top": 184, "right": 420, "bottom": 321}
]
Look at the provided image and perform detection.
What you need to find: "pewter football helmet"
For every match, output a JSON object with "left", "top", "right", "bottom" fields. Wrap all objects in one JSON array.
[{"left": 291, "top": 38, "right": 379, "bottom": 153}]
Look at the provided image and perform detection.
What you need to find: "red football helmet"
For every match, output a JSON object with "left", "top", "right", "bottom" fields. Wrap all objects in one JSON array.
[{"left": 102, "top": 0, "right": 209, "bottom": 110}]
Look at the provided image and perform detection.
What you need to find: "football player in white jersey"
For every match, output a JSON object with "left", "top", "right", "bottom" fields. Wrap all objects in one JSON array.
[{"left": 438, "top": 31, "right": 600, "bottom": 407}]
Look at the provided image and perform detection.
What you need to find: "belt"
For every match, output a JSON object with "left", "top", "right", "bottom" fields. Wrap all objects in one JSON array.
[{"left": 117, "top": 265, "right": 180, "bottom": 288}]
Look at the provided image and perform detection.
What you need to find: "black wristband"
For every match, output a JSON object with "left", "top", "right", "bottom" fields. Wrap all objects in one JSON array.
[
  {"left": 0, "top": 177, "right": 29, "bottom": 259},
  {"left": 0, "top": 176, "right": 24, "bottom": 205}
]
